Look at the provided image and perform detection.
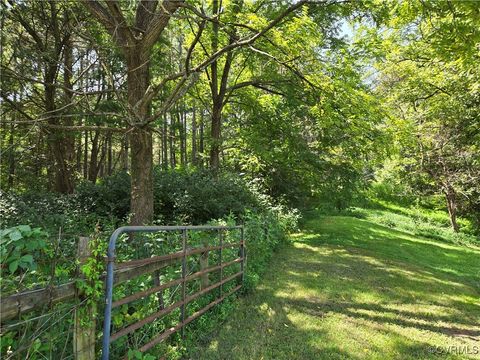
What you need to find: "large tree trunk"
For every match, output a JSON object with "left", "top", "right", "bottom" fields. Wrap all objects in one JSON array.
[
  {"left": 130, "top": 128, "right": 153, "bottom": 225},
  {"left": 444, "top": 186, "right": 459, "bottom": 232},
  {"left": 209, "top": 102, "right": 222, "bottom": 171},
  {"left": 127, "top": 50, "right": 154, "bottom": 226}
]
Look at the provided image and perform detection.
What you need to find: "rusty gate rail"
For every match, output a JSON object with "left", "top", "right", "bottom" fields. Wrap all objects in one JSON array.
[{"left": 101, "top": 225, "right": 245, "bottom": 359}]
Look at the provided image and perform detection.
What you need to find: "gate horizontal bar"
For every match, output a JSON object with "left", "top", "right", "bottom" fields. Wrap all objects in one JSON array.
[
  {"left": 111, "top": 225, "right": 242, "bottom": 235},
  {"left": 115, "top": 242, "right": 244, "bottom": 269},
  {"left": 110, "top": 271, "right": 243, "bottom": 342},
  {"left": 112, "top": 257, "right": 243, "bottom": 309},
  {"left": 102, "top": 225, "right": 245, "bottom": 360},
  {"left": 112, "top": 278, "right": 183, "bottom": 309},
  {"left": 137, "top": 284, "right": 242, "bottom": 355}
]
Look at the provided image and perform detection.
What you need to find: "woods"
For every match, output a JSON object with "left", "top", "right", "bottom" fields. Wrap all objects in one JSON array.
[{"left": 0, "top": 0, "right": 479, "bottom": 359}]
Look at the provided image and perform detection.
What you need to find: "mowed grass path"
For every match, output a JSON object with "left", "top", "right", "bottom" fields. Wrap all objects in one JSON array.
[{"left": 190, "top": 214, "right": 480, "bottom": 359}]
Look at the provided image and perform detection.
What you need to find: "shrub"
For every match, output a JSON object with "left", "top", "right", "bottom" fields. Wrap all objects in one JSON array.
[
  {"left": 75, "top": 171, "right": 131, "bottom": 221},
  {"left": 241, "top": 205, "right": 300, "bottom": 291},
  {"left": 153, "top": 168, "right": 259, "bottom": 224},
  {"left": 0, "top": 225, "right": 48, "bottom": 274}
]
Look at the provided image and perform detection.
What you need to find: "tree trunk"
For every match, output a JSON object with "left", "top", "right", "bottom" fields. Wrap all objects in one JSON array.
[
  {"left": 191, "top": 106, "right": 197, "bottom": 165},
  {"left": 122, "top": 136, "right": 129, "bottom": 171},
  {"left": 88, "top": 131, "right": 100, "bottom": 183},
  {"left": 169, "top": 112, "right": 176, "bottom": 168},
  {"left": 127, "top": 50, "right": 153, "bottom": 226},
  {"left": 45, "top": 61, "right": 75, "bottom": 193},
  {"left": 157, "top": 133, "right": 162, "bottom": 166},
  {"left": 199, "top": 110, "right": 204, "bottom": 168},
  {"left": 98, "top": 136, "right": 108, "bottom": 178},
  {"left": 183, "top": 109, "right": 187, "bottom": 166},
  {"left": 107, "top": 132, "right": 112, "bottom": 176},
  {"left": 444, "top": 187, "right": 459, "bottom": 232},
  {"left": 209, "top": 102, "right": 222, "bottom": 171},
  {"left": 208, "top": 0, "right": 231, "bottom": 172},
  {"left": 76, "top": 133, "right": 82, "bottom": 174},
  {"left": 83, "top": 129, "right": 88, "bottom": 179},
  {"left": 162, "top": 115, "right": 168, "bottom": 170},
  {"left": 8, "top": 122, "right": 15, "bottom": 188},
  {"left": 179, "top": 110, "right": 185, "bottom": 167},
  {"left": 130, "top": 129, "right": 153, "bottom": 225},
  {"left": 62, "top": 31, "right": 76, "bottom": 189}
]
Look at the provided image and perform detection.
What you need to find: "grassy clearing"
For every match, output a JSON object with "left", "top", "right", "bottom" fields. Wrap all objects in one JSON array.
[
  {"left": 188, "top": 208, "right": 480, "bottom": 359},
  {"left": 354, "top": 199, "right": 479, "bottom": 245}
]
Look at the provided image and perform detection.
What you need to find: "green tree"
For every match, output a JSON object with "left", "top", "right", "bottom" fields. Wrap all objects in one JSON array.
[{"left": 373, "top": 0, "right": 480, "bottom": 231}]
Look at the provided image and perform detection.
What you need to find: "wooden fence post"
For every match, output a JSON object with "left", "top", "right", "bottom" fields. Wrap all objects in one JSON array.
[{"left": 73, "top": 236, "right": 96, "bottom": 360}]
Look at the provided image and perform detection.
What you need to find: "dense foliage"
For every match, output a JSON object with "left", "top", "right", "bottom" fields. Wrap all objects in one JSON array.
[
  {"left": 0, "top": 0, "right": 479, "bottom": 359},
  {"left": 0, "top": 169, "right": 299, "bottom": 358}
]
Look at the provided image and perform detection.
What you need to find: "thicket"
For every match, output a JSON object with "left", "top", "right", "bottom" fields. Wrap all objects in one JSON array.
[{"left": 0, "top": 169, "right": 299, "bottom": 358}]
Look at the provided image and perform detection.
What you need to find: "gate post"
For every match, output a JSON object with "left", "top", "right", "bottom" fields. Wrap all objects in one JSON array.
[{"left": 74, "top": 236, "right": 96, "bottom": 360}]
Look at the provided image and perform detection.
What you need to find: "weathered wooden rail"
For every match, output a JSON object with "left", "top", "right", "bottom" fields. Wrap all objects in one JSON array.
[{"left": 0, "top": 246, "right": 179, "bottom": 323}]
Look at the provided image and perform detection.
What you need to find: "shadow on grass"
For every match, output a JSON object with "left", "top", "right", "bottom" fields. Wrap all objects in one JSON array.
[
  {"left": 190, "top": 216, "right": 480, "bottom": 360},
  {"left": 302, "top": 216, "right": 480, "bottom": 289}
]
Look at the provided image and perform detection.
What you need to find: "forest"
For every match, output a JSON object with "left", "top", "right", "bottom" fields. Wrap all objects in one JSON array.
[{"left": 0, "top": 1, "right": 479, "bottom": 359}]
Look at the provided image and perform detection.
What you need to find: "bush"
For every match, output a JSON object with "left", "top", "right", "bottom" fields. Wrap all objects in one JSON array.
[
  {"left": 153, "top": 168, "right": 259, "bottom": 224},
  {"left": 75, "top": 171, "right": 131, "bottom": 221},
  {"left": 242, "top": 205, "right": 300, "bottom": 291}
]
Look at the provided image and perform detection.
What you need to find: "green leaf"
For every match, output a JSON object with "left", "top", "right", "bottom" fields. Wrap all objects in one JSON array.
[
  {"left": 0, "top": 228, "right": 13, "bottom": 238},
  {"left": 25, "top": 241, "right": 38, "bottom": 251},
  {"left": 9, "top": 230, "right": 23, "bottom": 241},
  {"left": 9, "top": 260, "right": 19, "bottom": 273},
  {"left": 17, "top": 225, "right": 31, "bottom": 233},
  {"left": 20, "top": 254, "right": 34, "bottom": 264}
]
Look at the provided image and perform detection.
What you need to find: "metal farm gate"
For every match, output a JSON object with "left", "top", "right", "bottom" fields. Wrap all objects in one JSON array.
[{"left": 101, "top": 225, "right": 245, "bottom": 359}]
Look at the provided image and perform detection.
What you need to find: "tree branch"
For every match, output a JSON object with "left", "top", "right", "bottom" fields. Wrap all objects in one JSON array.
[
  {"left": 81, "top": 0, "right": 129, "bottom": 48},
  {"left": 142, "top": 0, "right": 185, "bottom": 52}
]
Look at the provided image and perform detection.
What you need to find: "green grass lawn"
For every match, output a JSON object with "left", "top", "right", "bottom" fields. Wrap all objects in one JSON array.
[{"left": 188, "top": 211, "right": 480, "bottom": 359}]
